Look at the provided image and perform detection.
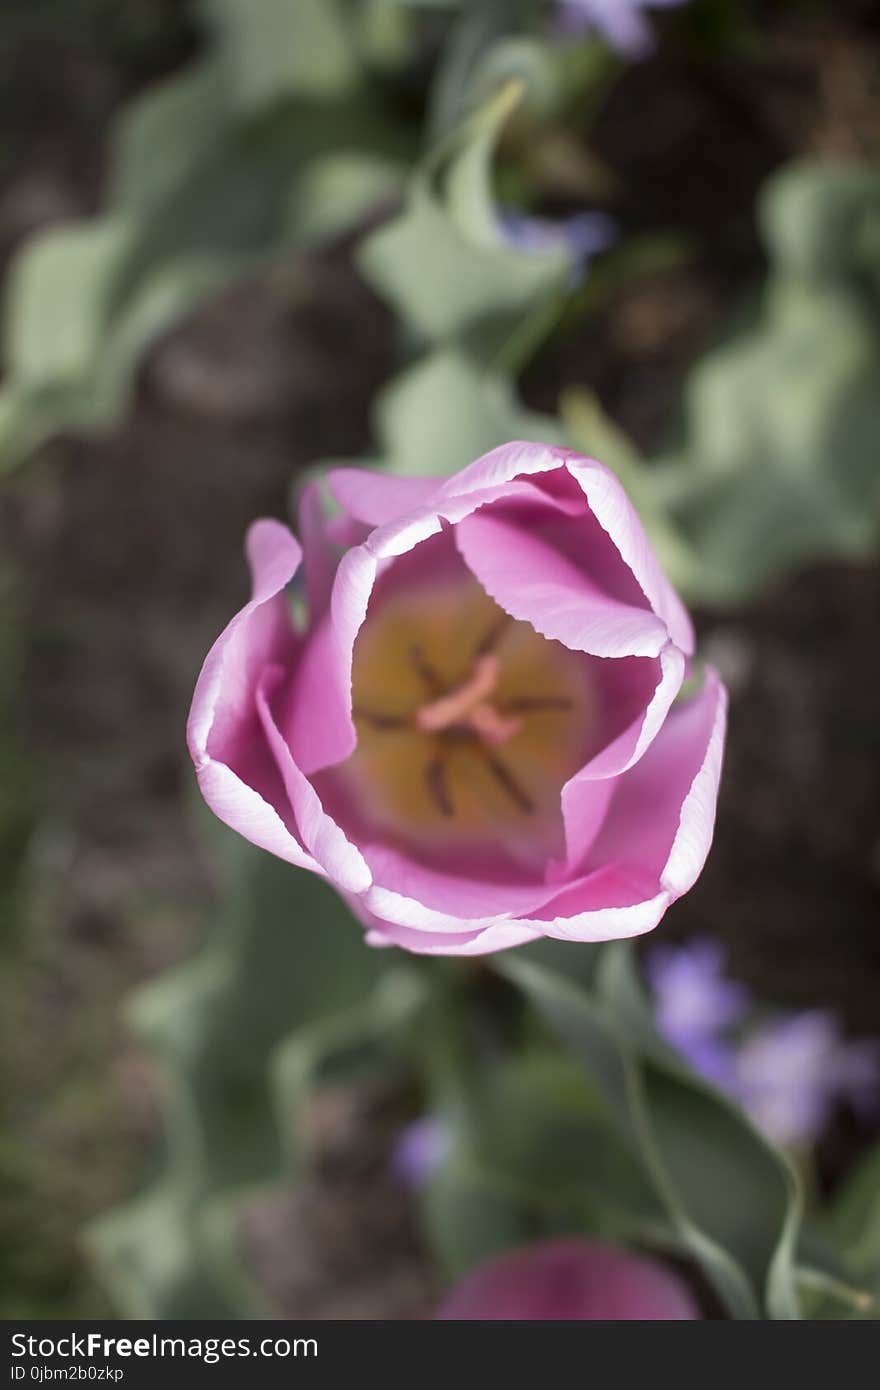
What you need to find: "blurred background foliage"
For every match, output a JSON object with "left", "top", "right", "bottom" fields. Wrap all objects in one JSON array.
[{"left": 1, "top": 0, "right": 879, "bottom": 1319}]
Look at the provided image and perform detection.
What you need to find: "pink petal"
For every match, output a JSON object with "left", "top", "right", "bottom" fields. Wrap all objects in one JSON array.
[
  {"left": 526, "top": 867, "right": 673, "bottom": 942},
  {"left": 360, "top": 916, "right": 543, "bottom": 956},
  {"left": 256, "top": 666, "right": 372, "bottom": 894},
  {"left": 187, "top": 520, "right": 322, "bottom": 872},
  {"left": 527, "top": 672, "right": 727, "bottom": 941},
  {"left": 454, "top": 507, "right": 669, "bottom": 658},
  {"left": 283, "top": 544, "right": 378, "bottom": 775},
  {"left": 358, "top": 674, "right": 725, "bottom": 949},
  {"left": 437, "top": 438, "right": 566, "bottom": 498},
  {"left": 360, "top": 842, "right": 557, "bottom": 929},
  {"left": 565, "top": 453, "right": 694, "bottom": 654},
  {"left": 557, "top": 644, "right": 686, "bottom": 873},
  {"left": 343, "top": 442, "right": 691, "bottom": 655},
  {"left": 192, "top": 758, "right": 323, "bottom": 875},
  {"left": 326, "top": 468, "right": 442, "bottom": 526},
  {"left": 646, "top": 669, "right": 728, "bottom": 898},
  {"left": 361, "top": 475, "right": 591, "bottom": 567},
  {"left": 290, "top": 471, "right": 602, "bottom": 775}
]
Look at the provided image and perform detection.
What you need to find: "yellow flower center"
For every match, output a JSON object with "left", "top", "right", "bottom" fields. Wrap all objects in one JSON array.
[{"left": 330, "top": 567, "right": 598, "bottom": 871}]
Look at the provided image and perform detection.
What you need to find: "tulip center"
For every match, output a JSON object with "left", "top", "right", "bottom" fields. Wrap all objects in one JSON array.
[
  {"left": 329, "top": 561, "right": 599, "bottom": 871},
  {"left": 415, "top": 652, "right": 523, "bottom": 747}
]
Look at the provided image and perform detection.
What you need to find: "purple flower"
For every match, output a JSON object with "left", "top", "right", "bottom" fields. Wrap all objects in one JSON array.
[
  {"left": 649, "top": 940, "right": 880, "bottom": 1147},
  {"left": 648, "top": 939, "right": 745, "bottom": 1087},
  {"left": 499, "top": 209, "right": 615, "bottom": 284},
  {"left": 733, "top": 1012, "right": 880, "bottom": 1148},
  {"left": 188, "top": 443, "right": 726, "bottom": 956},
  {"left": 435, "top": 1238, "right": 699, "bottom": 1319},
  {"left": 556, "top": 0, "right": 687, "bottom": 58},
  {"left": 391, "top": 1115, "right": 451, "bottom": 1187},
  {"left": 649, "top": 939, "right": 747, "bottom": 1049}
]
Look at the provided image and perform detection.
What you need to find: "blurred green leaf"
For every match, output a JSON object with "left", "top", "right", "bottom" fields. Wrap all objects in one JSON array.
[
  {"left": 3, "top": 219, "right": 130, "bottom": 387},
  {"left": 793, "top": 1220, "right": 879, "bottom": 1321},
  {"left": 651, "top": 162, "right": 880, "bottom": 604},
  {"left": 499, "top": 945, "right": 804, "bottom": 1319},
  {"left": 286, "top": 152, "right": 405, "bottom": 247},
  {"left": 760, "top": 160, "right": 880, "bottom": 282},
  {"left": 87, "top": 841, "right": 385, "bottom": 1318},
  {"left": 824, "top": 1141, "right": 880, "bottom": 1307},
  {"left": 426, "top": 0, "right": 540, "bottom": 140},
  {"left": 358, "top": 81, "right": 573, "bottom": 355},
  {"left": 109, "top": 59, "right": 230, "bottom": 215},
  {"left": 273, "top": 964, "right": 427, "bottom": 1171},
  {"left": 421, "top": 1158, "right": 531, "bottom": 1278},
  {"left": 377, "top": 347, "right": 565, "bottom": 474},
  {"left": 200, "top": 0, "right": 359, "bottom": 112},
  {"left": 0, "top": 3, "right": 415, "bottom": 472},
  {"left": 420, "top": 1041, "right": 679, "bottom": 1282}
]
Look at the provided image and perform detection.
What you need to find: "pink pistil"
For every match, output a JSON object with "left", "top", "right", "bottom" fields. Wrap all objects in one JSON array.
[{"left": 415, "top": 654, "right": 522, "bottom": 746}]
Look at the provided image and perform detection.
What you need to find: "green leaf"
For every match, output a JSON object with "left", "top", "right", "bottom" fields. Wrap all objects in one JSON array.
[
  {"left": 421, "top": 1157, "right": 532, "bottom": 1278},
  {"left": 358, "top": 82, "right": 572, "bottom": 354},
  {"left": 0, "top": 2, "right": 414, "bottom": 472},
  {"left": 109, "top": 60, "right": 231, "bottom": 215},
  {"left": 273, "top": 964, "right": 428, "bottom": 1171},
  {"left": 200, "top": 0, "right": 359, "bottom": 113},
  {"left": 420, "top": 1044, "right": 677, "bottom": 1280},
  {"left": 444, "top": 76, "right": 526, "bottom": 244},
  {"left": 646, "top": 161, "right": 880, "bottom": 605},
  {"left": 426, "top": 0, "right": 540, "bottom": 141},
  {"left": 793, "top": 1222, "right": 878, "bottom": 1320},
  {"left": 500, "top": 947, "right": 804, "bottom": 1319},
  {"left": 372, "top": 347, "right": 566, "bottom": 476},
  {"left": 2, "top": 218, "right": 130, "bottom": 387},
  {"left": 87, "top": 841, "right": 385, "bottom": 1318},
  {"left": 825, "top": 1141, "right": 880, "bottom": 1296},
  {"left": 286, "top": 151, "right": 405, "bottom": 247},
  {"left": 359, "top": 185, "right": 569, "bottom": 350},
  {"left": 760, "top": 159, "right": 880, "bottom": 282}
]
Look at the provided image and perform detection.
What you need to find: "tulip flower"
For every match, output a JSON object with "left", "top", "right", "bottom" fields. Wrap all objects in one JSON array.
[
  {"left": 435, "top": 1238, "right": 699, "bottom": 1319},
  {"left": 188, "top": 442, "right": 726, "bottom": 955}
]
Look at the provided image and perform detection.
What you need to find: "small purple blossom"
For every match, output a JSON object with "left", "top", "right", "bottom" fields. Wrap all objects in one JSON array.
[
  {"left": 499, "top": 209, "right": 615, "bottom": 285},
  {"left": 556, "top": 0, "right": 687, "bottom": 58},
  {"left": 391, "top": 1115, "right": 451, "bottom": 1187},
  {"left": 648, "top": 939, "right": 748, "bottom": 1051},
  {"left": 733, "top": 1012, "right": 880, "bottom": 1148},
  {"left": 648, "top": 939, "right": 880, "bottom": 1147},
  {"left": 647, "top": 939, "right": 746, "bottom": 1089}
]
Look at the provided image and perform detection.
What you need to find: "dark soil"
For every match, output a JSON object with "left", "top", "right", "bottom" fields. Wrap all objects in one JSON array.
[{"left": 1, "top": 4, "right": 879, "bottom": 1318}]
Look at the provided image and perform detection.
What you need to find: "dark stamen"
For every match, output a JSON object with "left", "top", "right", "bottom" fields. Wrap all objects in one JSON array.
[
  {"left": 409, "top": 643, "right": 444, "bottom": 693},
  {"left": 353, "top": 707, "right": 409, "bottom": 731},
  {"left": 474, "top": 615, "right": 511, "bottom": 657},
  {"left": 482, "top": 750, "right": 534, "bottom": 814},
  {"left": 425, "top": 755, "right": 454, "bottom": 817},
  {"left": 502, "top": 695, "right": 573, "bottom": 714}
]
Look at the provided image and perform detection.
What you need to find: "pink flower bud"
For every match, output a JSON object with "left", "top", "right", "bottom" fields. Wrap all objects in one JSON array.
[{"left": 435, "top": 1238, "right": 699, "bottom": 1320}]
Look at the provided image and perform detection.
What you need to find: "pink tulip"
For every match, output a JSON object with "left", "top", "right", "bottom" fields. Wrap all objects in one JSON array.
[
  {"left": 435, "top": 1239, "right": 699, "bottom": 1319},
  {"left": 188, "top": 442, "right": 726, "bottom": 955}
]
